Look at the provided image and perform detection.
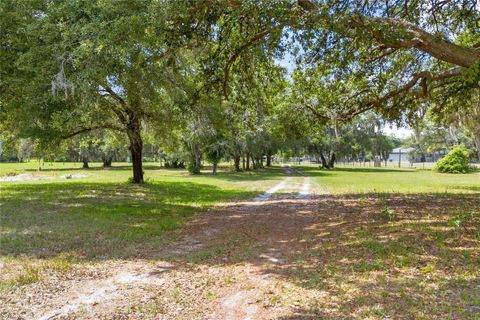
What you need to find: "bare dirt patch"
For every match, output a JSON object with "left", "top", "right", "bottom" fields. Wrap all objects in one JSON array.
[
  {"left": 0, "top": 173, "right": 49, "bottom": 182},
  {"left": 0, "top": 173, "right": 88, "bottom": 182}
]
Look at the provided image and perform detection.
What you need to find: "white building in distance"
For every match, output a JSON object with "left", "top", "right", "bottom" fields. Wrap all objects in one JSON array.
[{"left": 388, "top": 147, "right": 415, "bottom": 163}]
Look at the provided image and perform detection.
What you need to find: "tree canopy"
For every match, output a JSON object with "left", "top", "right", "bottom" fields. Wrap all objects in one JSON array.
[{"left": 1, "top": 0, "right": 479, "bottom": 181}]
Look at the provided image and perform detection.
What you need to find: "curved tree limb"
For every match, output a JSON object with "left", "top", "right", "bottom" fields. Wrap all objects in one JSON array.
[
  {"left": 296, "top": 0, "right": 480, "bottom": 68},
  {"left": 345, "top": 67, "right": 463, "bottom": 119},
  {"left": 348, "top": 16, "right": 480, "bottom": 68},
  {"left": 303, "top": 100, "right": 332, "bottom": 122}
]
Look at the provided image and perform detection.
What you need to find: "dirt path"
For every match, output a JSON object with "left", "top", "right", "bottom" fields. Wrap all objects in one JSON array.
[{"left": 14, "top": 168, "right": 316, "bottom": 320}]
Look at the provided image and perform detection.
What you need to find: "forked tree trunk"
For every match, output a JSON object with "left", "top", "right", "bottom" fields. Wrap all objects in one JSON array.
[
  {"left": 127, "top": 118, "right": 143, "bottom": 183},
  {"left": 319, "top": 153, "right": 329, "bottom": 169}
]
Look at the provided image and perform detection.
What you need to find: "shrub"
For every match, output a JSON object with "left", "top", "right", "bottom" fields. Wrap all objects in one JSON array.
[
  {"left": 434, "top": 146, "right": 470, "bottom": 174},
  {"left": 187, "top": 162, "right": 201, "bottom": 174}
]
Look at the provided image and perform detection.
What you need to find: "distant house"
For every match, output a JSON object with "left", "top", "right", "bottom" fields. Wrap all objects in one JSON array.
[{"left": 388, "top": 147, "right": 415, "bottom": 163}]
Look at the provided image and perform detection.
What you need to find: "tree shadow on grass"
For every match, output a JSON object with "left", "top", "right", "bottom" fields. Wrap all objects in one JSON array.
[
  {"left": 0, "top": 181, "right": 256, "bottom": 259},
  {"left": 166, "top": 192, "right": 479, "bottom": 319},
  {"left": 2, "top": 184, "right": 479, "bottom": 318},
  {"left": 274, "top": 275, "right": 480, "bottom": 319}
]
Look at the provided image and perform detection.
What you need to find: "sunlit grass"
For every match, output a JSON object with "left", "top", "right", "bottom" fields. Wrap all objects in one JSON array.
[{"left": 299, "top": 165, "right": 480, "bottom": 194}]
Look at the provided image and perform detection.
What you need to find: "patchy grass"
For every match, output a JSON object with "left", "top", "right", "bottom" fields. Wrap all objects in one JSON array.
[
  {"left": 0, "top": 253, "right": 77, "bottom": 292},
  {"left": 1, "top": 162, "right": 479, "bottom": 319},
  {"left": 0, "top": 162, "right": 283, "bottom": 292},
  {"left": 276, "top": 194, "right": 480, "bottom": 319}
]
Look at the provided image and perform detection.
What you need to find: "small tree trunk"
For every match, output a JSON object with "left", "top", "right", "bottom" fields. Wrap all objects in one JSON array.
[
  {"left": 127, "top": 118, "right": 144, "bottom": 183},
  {"left": 103, "top": 156, "right": 113, "bottom": 168},
  {"left": 328, "top": 152, "right": 336, "bottom": 169},
  {"left": 246, "top": 153, "right": 250, "bottom": 170},
  {"left": 212, "top": 162, "right": 218, "bottom": 175},
  {"left": 188, "top": 143, "right": 202, "bottom": 174},
  {"left": 252, "top": 158, "right": 258, "bottom": 169},
  {"left": 328, "top": 152, "right": 336, "bottom": 168},
  {"left": 266, "top": 153, "right": 272, "bottom": 166},
  {"left": 82, "top": 157, "right": 89, "bottom": 169},
  {"left": 194, "top": 148, "right": 202, "bottom": 174},
  {"left": 472, "top": 134, "right": 480, "bottom": 162},
  {"left": 234, "top": 155, "right": 241, "bottom": 172}
]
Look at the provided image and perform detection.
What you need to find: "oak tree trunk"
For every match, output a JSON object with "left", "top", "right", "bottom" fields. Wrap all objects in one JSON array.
[
  {"left": 328, "top": 152, "right": 336, "bottom": 168},
  {"left": 212, "top": 162, "right": 218, "bottom": 175},
  {"left": 127, "top": 118, "right": 143, "bottom": 183},
  {"left": 320, "top": 153, "right": 330, "bottom": 169},
  {"left": 82, "top": 157, "right": 89, "bottom": 169},
  {"left": 266, "top": 153, "right": 272, "bottom": 166},
  {"left": 103, "top": 156, "right": 113, "bottom": 168},
  {"left": 234, "top": 155, "right": 241, "bottom": 172}
]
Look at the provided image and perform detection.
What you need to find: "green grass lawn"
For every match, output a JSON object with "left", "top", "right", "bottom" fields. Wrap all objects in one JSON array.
[{"left": 300, "top": 164, "right": 480, "bottom": 194}]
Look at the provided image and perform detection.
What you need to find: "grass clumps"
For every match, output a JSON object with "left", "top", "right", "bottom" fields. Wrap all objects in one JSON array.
[
  {"left": 0, "top": 253, "right": 77, "bottom": 292},
  {"left": 435, "top": 146, "right": 472, "bottom": 174},
  {"left": 381, "top": 205, "right": 396, "bottom": 221}
]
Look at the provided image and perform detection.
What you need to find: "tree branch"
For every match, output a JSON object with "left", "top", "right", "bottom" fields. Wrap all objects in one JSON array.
[
  {"left": 348, "top": 16, "right": 480, "bottom": 68},
  {"left": 61, "top": 125, "right": 123, "bottom": 139},
  {"left": 367, "top": 47, "right": 399, "bottom": 63},
  {"left": 99, "top": 83, "right": 129, "bottom": 110},
  {"left": 345, "top": 67, "right": 463, "bottom": 119},
  {"left": 223, "top": 28, "right": 278, "bottom": 99},
  {"left": 296, "top": 0, "right": 480, "bottom": 68},
  {"left": 302, "top": 100, "right": 331, "bottom": 122},
  {"left": 99, "top": 83, "right": 131, "bottom": 124}
]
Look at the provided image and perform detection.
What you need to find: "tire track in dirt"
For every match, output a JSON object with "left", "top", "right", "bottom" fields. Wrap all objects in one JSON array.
[
  {"left": 214, "top": 167, "right": 312, "bottom": 320},
  {"left": 253, "top": 179, "right": 289, "bottom": 201}
]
